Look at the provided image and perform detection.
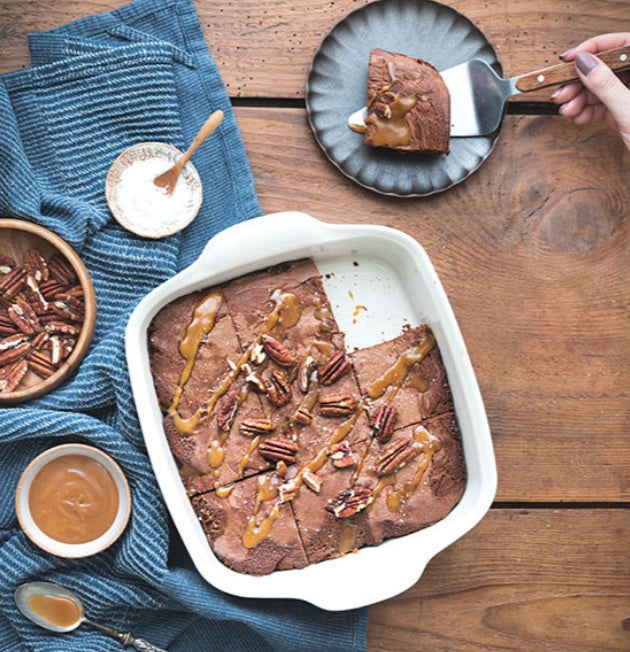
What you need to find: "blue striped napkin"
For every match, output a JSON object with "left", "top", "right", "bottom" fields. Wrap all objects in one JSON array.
[{"left": 0, "top": 0, "right": 368, "bottom": 649}]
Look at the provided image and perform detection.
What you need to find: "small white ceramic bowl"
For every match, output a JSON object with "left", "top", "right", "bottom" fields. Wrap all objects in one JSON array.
[
  {"left": 15, "top": 443, "right": 131, "bottom": 558},
  {"left": 105, "top": 142, "right": 203, "bottom": 239}
]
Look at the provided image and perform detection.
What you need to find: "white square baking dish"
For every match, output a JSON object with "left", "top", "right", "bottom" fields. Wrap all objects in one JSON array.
[{"left": 125, "top": 211, "right": 496, "bottom": 610}]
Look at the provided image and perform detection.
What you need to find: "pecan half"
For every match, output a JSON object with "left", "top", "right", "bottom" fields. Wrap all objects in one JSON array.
[
  {"left": 327, "top": 486, "right": 373, "bottom": 518},
  {"left": 369, "top": 402, "right": 398, "bottom": 444},
  {"left": 28, "top": 350, "right": 56, "bottom": 378},
  {"left": 258, "top": 437, "right": 298, "bottom": 464},
  {"left": 318, "top": 349, "right": 351, "bottom": 385},
  {"left": 0, "top": 314, "right": 18, "bottom": 335},
  {"left": 0, "top": 333, "right": 29, "bottom": 351},
  {"left": 318, "top": 392, "right": 358, "bottom": 417},
  {"left": 51, "top": 298, "right": 83, "bottom": 323},
  {"left": 8, "top": 299, "right": 41, "bottom": 336},
  {"left": 297, "top": 355, "right": 316, "bottom": 393},
  {"left": 240, "top": 416, "right": 275, "bottom": 437},
  {"left": 216, "top": 390, "right": 238, "bottom": 431},
  {"left": 260, "top": 334, "right": 296, "bottom": 367},
  {"left": 30, "top": 331, "right": 50, "bottom": 350},
  {"left": 60, "top": 284, "right": 83, "bottom": 299},
  {"left": 0, "top": 341, "right": 30, "bottom": 366},
  {"left": 330, "top": 441, "right": 356, "bottom": 469},
  {"left": 302, "top": 468, "right": 322, "bottom": 493},
  {"left": 24, "top": 249, "right": 48, "bottom": 282},
  {"left": 44, "top": 321, "right": 80, "bottom": 336},
  {"left": 0, "top": 359, "right": 29, "bottom": 393},
  {"left": 375, "top": 437, "right": 418, "bottom": 476},
  {"left": 290, "top": 405, "right": 312, "bottom": 425},
  {"left": 0, "top": 268, "right": 25, "bottom": 300},
  {"left": 266, "top": 368, "right": 291, "bottom": 406},
  {"left": 39, "top": 279, "right": 66, "bottom": 301},
  {"left": 48, "top": 254, "right": 76, "bottom": 285}
]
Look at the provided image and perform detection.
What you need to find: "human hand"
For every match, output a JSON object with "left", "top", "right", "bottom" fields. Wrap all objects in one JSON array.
[{"left": 550, "top": 33, "right": 630, "bottom": 151}]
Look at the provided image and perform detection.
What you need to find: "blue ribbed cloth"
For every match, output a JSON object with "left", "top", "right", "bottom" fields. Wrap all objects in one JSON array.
[{"left": 0, "top": 1, "right": 368, "bottom": 649}]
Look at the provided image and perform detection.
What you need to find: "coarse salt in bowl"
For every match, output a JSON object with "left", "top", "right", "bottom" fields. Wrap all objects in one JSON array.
[{"left": 105, "top": 142, "right": 203, "bottom": 239}]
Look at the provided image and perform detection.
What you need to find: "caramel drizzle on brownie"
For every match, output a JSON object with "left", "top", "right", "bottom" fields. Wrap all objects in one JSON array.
[
  {"left": 364, "top": 61, "right": 419, "bottom": 147},
  {"left": 242, "top": 474, "right": 283, "bottom": 548},
  {"left": 169, "top": 289, "right": 302, "bottom": 437},
  {"left": 240, "top": 330, "right": 439, "bottom": 548},
  {"left": 383, "top": 426, "right": 441, "bottom": 511},
  {"left": 366, "top": 329, "right": 436, "bottom": 400},
  {"left": 168, "top": 292, "right": 223, "bottom": 431}
]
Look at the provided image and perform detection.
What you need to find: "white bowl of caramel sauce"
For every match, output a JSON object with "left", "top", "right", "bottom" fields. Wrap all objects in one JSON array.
[{"left": 15, "top": 443, "right": 131, "bottom": 557}]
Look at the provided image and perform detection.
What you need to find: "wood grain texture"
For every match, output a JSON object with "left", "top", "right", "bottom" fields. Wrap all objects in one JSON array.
[
  {"left": 0, "top": 0, "right": 625, "bottom": 102},
  {"left": 367, "top": 509, "right": 630, "bottom": 651},
  {"left": 234, "top": 106, "right": 630, "bottom": 502}
]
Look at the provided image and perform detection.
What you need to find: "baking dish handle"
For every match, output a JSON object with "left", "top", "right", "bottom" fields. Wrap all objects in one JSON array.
[{"left": 193, "top": 211, "right": 332, "bottom": 270}]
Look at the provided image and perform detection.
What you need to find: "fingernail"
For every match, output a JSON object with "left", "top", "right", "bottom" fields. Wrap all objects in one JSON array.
[
  {"left": 558, "top": 103, "right": 568, "bottom": 115},
  {"left": 575, "top": 51, "right": 598, "bottom": 75},
  {"left": 559, "top": 49, "right": 572, "bottom": 60},
  {"left": 550, "top": 86, "right": 563, "bottom": 99}
]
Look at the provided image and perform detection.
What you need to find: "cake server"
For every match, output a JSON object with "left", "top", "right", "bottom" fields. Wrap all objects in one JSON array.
[{"left": 348, "top": 45, "right": 630, "bottom": 137}]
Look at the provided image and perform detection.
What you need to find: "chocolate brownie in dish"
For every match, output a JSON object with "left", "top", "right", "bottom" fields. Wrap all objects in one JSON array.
[
  {"left": 148, "top": 258, "right": 466, "bottom": 575},
  {"left": 364, "top": 48, "right": 451, "bottom": 155}
]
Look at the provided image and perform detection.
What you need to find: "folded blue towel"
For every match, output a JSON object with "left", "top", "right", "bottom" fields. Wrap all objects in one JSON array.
[{"left": 0, "top": 1, "right": 368, "bottom": 649}]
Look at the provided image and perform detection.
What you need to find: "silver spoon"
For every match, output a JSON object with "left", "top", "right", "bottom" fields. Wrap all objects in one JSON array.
[{"left": 14, "top": 581, "right": 168, "bottom": 651}]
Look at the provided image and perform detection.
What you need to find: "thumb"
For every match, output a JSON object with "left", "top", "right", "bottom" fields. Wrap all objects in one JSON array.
[{"left": 575, "top": 51, "right": 630, "bottom": 132}]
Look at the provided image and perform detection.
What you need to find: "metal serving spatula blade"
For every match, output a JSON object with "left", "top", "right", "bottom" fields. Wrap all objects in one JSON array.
[{"left": 348, "top": 45, "right": 630, "bottom": 137}]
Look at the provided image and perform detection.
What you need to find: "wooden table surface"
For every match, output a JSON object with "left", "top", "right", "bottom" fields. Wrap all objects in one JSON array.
[{"left": 2, "top": 1, "right": 629, "bottom": 650}]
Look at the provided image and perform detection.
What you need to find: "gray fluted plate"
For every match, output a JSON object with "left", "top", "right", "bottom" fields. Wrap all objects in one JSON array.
[{"left": 306, "top": 0, "right": 503, "bottom": 197}]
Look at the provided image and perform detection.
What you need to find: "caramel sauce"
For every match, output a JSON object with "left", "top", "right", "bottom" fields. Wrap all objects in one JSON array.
[
  {"left": 178, "top": 294, "right": 223, "bottom": 384},
  {"left": 214, "top": 484, "right": 234, "bottom": 498},
  {"left": 243, "top": 504, "right": 280, "bottom": 549},
  {"left": 351, "top": 64, "right": 396, "bottom": 134},
  {"left": 207, "top": 440, "right": 225, "bottom": 468},
  {"left": 242, "top": 474, "right": 282, "bottom": 548},
  {"left": 337, "top": 520, "right": 359, "bottom": 554},
  {"left": 350, "top": 437, "right": 372, "bottom": 485},
  {"left": 363, "top": 60, "right": 418, "bottom": 147},
  {"left": 27, "top": 593, "right": 81, "bottom": 628},
  {"left": 309, "top": 339, "right": 333, "bottom": 358},
  {"left": 365, "top": 94, "right": 418, "bottom": 147},
  {"left": 238, "top": 435, "right": 262, "bottom": 475},
  {"left": 367, "top": 330, "right": 436, "bottom": 399},
  {"left": 28, "top": 454, "right": 119, "bottom": 544},
  {"left": 385, "top": 426, "right": 441, "bottom": 511}
]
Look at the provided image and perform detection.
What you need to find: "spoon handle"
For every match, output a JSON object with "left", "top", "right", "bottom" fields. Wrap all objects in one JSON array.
[
  {"left": 83, "top": 617, "right": 168, "bottom": 652},
  {"left": 179, "top": 109, "right": 224, "bottom": 167}
]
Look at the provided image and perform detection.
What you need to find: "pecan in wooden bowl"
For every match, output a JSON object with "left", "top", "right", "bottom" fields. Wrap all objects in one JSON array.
[{"left": 0, "top": 219, "right": 96, "bottom": 403}]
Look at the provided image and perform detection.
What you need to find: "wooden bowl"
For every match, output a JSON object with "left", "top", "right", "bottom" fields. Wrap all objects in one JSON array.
[{"left": 0, "top": 219, "right": 96, "bottom": 403}]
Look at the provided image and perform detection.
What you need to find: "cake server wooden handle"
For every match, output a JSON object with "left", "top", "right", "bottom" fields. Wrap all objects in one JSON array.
[{"left": 515, "top": 45, "right": 630, "bottom": 92}]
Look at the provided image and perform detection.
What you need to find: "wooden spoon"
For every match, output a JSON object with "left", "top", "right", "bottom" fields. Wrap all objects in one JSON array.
[{"left": 153, "top": 109, "right": 224, "bottom": 195}]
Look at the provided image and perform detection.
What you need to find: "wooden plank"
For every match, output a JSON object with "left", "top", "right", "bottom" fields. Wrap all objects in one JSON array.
[
  {"left": 234, "top": 106, "right": 630, "bottom": 502},
  {"left": 0, "top": 0, "right": 624, "bottom": 101},
  {"left": 368, "top": 508, "right": 630, "bottom": 651}
]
